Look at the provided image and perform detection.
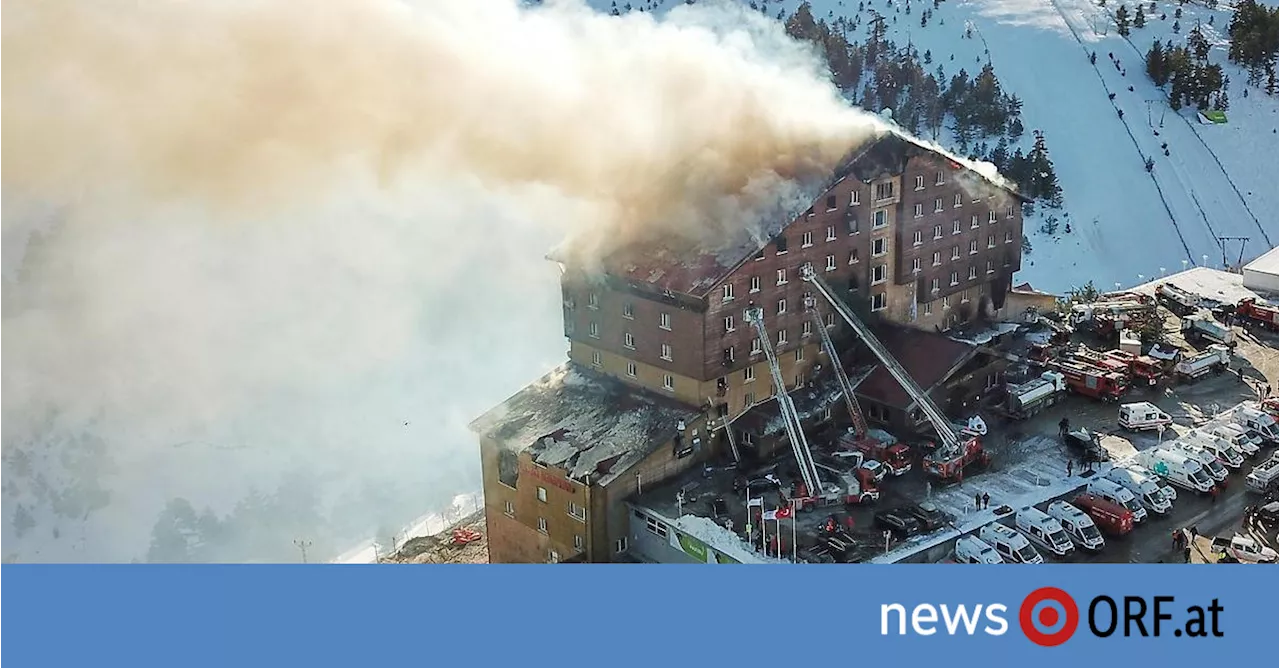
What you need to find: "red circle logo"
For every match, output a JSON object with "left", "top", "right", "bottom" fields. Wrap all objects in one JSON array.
[{"left": 1019, "top": 587, "right": 1079, "bottom": 647}]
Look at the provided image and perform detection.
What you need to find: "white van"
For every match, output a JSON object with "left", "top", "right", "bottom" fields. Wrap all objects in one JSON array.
[
  {"left": 1086, "top": 478, "right": 1149, "bottom": 523},
  {"left": 1184, "top": 430, "right": 1245, "bottom": 469},
  {"left": 1170, "top": 441, "right": 1229, "bottom": 483},
  {"left": 1231, "top": 406, "right": 1279, "bottom": 445},
  {"left": 954, "top": 535, "right": 1003, "bottom": 564},
  {"left": 979, "top": 523, "right": 1044, "bottom": 564},
  {"left": 1015, "top": 507, "right": 1075, "bottom": 558},
  {"left": 1135, "top": 448, "right": 1215, "bottom": 493},
  {"left": 1104, "top": 467, "right": 1172, "bottom": 515},
  {"left": 1206, "top": 423, "right": 1261, "bottom": 458},
  {"left": 1118, "top": 402, "right": 1173, "bottom": 431},
  {"left": 1046, "top": 500, "right": 1105, "bottom": 552}
]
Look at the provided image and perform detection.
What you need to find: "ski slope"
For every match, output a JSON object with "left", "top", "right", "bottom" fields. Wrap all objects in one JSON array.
[{"left": 591, "top": 0, "right": 1278, "bottom": 293}]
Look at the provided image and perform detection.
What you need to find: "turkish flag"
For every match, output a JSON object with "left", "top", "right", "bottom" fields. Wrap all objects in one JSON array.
[{"left": 775, "top": 505, "right": 794, "bottom": 520}]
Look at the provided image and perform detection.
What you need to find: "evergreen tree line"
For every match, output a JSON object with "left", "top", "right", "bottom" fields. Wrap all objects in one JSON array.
[
  {"left": 1146, "top": 29, "right": 1231, "bottom": 112},
  {"left": 1228, "top": 0, "right": 1279, "bottom": 92}
]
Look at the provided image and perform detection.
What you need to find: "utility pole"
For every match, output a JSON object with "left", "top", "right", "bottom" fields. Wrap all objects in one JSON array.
[
  {"left": 294, "top": 539, "right": 312, "bottom": 564},
  {"left": 1216, "top": 236, "right": 1250, "bottom": 269}
]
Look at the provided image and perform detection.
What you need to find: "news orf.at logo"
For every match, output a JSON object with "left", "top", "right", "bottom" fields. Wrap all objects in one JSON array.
[
  {"left": 880, "top": 588, "right": 1224, "bottom": 644},
  {"left": 1019, "top": 587, "right": 1079, "bottom": 647}
]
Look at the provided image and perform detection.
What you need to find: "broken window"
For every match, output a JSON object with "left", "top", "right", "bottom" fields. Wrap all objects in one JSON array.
[
  {"left": 848, "top": 249, "right": 859, "bottom": 265},
  {"left": 537, "top": 487, "right": 548, "bottom": 503},
  {"left": 498, "top": 450, "right": 520, "bottom": 488},
  {"left": 847, "top": 214, "right": 859, "bottom": 235},
  {"left": 504, "top": 500, "right": 515, "bottom": 517},
  {"left": 723, "top": 348, "right": 734, "bottom": 364},
  {"left": 875, "top": 182, "right": 895, "bottom": 200},
  {"left": 1004, "top": 231, "right": 1014, "bottom": 243},
  {"left": 776, "top": 235, "right": 789, "bottom": 253},
  {"left": 986, "top": 260, "right": 995, "bottom": 274},
  {"left": 1006, "top": 205, "right": 1015, "bottom": 218},
  {"left": 826, "top": 195, "right": 837, "bottom": 210},
  {"left": 754, "top": 249, "right": 765, "bottom": 261},
  {"left": 825, "top": 313, "right": 835, "bottom": 328},
  {"left": 805, "top": 206, "right": 814, "bottom": 217}
]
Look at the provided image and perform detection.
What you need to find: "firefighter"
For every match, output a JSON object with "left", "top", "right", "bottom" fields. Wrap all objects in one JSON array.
[
  {"left": 974, "top": 492, "right": 982, "bottom": 511},
  {"left": 1058, "top": 417, "right": 1071, "bottom": 438},
  {"left": 982, "top": 492, "right": 991, "bottom": 510}
]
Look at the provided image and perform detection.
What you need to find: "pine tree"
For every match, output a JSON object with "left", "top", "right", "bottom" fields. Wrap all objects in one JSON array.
[
  {"left": 1172, "top": 20, "right": 1180, "bottom": 33},
  {"left": 1146, "top": 40, "right": 1169, "bottom": 86},
  {"left": 1134, "top": 6, "right": 1145, "bottom": 29},
  {"left": 1116, "top": 5, "right": 1131, "bottom": 36},
  {"left": 990, "top": 137, "right": 1010, "bottom": 170},
  {"left": 1267, "top": 61, "right": 1278, "bottom": 96},
  {"left": 1188, "top": 25, "right": 1210, "bottom": 61},
  {"left": 1008, "top": 117, "right": 1025, "bottom": 140}
]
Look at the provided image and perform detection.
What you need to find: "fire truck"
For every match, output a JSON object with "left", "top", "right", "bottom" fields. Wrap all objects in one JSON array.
[
  {"left": 1102, "top": 349, "right": 1164, "bottom": 386},
  {"left": 1066, "top": 346, "right": 1131, "bottom": 377},
  {"left": 1156, "top": 282, "right": 1201, "bottom": 316},
  {"left": 1236, "top": 298, "right": 1279, "bottom": 332},
  {"left": 1048, "top": 359, "right": 1128, "bottom": 402}
]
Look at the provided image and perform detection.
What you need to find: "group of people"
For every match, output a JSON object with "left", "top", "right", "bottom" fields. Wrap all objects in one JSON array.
[
  {"left": 1171, "top": 526, "right": 1199, "bottom": 563},
  {"left": 973, "top": 492, "right": 991, "bottom": 510}
]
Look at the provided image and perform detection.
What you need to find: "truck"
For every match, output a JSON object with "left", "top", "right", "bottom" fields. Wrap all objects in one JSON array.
[
  {"left": 1168, "top": 441, "right": 1230, "bottom": 485},
  {"left": 1173, "top": 345, "right": 1231, "bottom": 382},
  {"left": 1181, "top": 312, "right": 1236, "bottom": 346},
  {"left": 1104, "top": 467, "right": 1173, "bottom": 515},
  {"left": 923, "top": 437, "right": 991, "bottom": 483},
  {"left": 1229, "top": 405, "right": 1279, "bottom": 445},
  {"left": 1235, "top": 298, "right": 1279, "bottom": 332},
  {"left": 1182, "top": 430, "right": 1245, "bottom": 469},
  {"left": 1209, "top": 534, "right": 1278, "bottom": 564},
  {"left": 836, "top": 428, "right": 912, "bottom": 477},
  {"left": 1118, "top": 401, "right": 1173, "bottom": 432},
  {"left": 1048, "top": 359, "right": 1128, "bottom": 402},
  {"left": 1133, "top": 447, "right": 1215, "bottom": 494},
  {"left": 824, "top": 449, "right": 887, "bottom": 484},
  {"left": 793, "top": 464, "right": 880, "bottom": 511},
  {"left": 998, "top": 371, "right": 1067, "bottom": 419},
  {"left": 1071, "top": 493, "right": 1134, "bottom": 537},
  {"left": 1066, "top": 347, "right": 1132, "bottom": 378},
  {"left": 1102, "top": 349, "right": 1164, "bottom": 386},
  {"left": 1245, "top": 456, "right": 1278, "bottom": 494},
  {"left": 1157, "top": 282, "right": 1201, "bottom": 316}
]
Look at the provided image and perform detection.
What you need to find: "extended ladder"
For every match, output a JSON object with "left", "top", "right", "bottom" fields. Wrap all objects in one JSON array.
[
  {"left": 707, "top": 404, "right": 742, "bottom": 464},
  {"left": 804, "top": 294, "right": 869, "bottom": 437},
  {"left": 745, "top": 306, "right": 823, "bottom": 496},
  {"left": 800, "top": 264, "right": 960, "bottom": 451}
]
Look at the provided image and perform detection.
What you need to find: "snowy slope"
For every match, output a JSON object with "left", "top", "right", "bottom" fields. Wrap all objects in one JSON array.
[{"left": 589, "top": 0, "right": 1278, "bottom": 293}]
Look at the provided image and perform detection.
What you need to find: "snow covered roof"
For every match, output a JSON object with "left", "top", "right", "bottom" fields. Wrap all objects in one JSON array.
[
  {"left": 1130, "top": 267, "right": 1263, "bottom": 307},
  {"left": 1243, "top": 246, "right": 1279, "bottom": 279},
  {"left": 669, "top": 514, "right": 776, "bottom": 564},
  {"left": 469, "top": 364, "right": 701, "bottom": 486}
]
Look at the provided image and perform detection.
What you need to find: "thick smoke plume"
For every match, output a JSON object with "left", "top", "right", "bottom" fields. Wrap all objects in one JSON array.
[{"left": 2, "top": 0, "right": 878, "bottom": 562}]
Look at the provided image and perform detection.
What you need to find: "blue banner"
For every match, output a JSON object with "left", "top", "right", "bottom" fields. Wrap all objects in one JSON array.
[{"left": 4, "top": 565, "right": 1276, "bottom": 666}]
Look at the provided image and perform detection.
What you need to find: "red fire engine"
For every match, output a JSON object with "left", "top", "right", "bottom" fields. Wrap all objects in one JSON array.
[{"left": 1048, "top": 359, "right": 1128, "bottom": 402}]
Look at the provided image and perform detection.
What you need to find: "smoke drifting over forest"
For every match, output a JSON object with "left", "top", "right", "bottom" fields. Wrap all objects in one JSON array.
[{"left": 1, "top": 0, "right": 877, "bottom": 561}]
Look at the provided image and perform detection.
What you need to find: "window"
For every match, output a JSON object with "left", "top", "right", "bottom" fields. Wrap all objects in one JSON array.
[
  {"left": 568, "top": 501, "right": 586, "bottom": 521},
  {"left": 924, "top": 301, "right": 934, "bottom": 315},
  {"left": 914, "top": 175, "right": 925, "bottom": 190},
  {"left": 911, "top": 257, "right": 921, "bottom": 272},
  {"left": 969, "top": 239, "right": 979, "bottom": 255},
  {"left": 968, "top": 265, "right": 978, "bottom": 280},
  {"left": 849, "top": 249, "right": 859, "bottom": 265},
  {"left": 971, "top": 215, "right": 980, "bottom": 229},
  {"left": 663, "top": 374, "right": 674, "bottom": 391},
  {"left": 744, "top": 366, "right": 756, "bottom": 382},
  {"left": 538, "top": 517, "right": 548, "bottom": 534},
  {"left": 749, "top": 275, "right": 761, "bottom": 293},
  {"left": 723, "top": 347, "right": 735, "bottom": 363},
  {"left": 776, "top": 268, "right": 788, "bottom": 285},
  {"left": 872, "top": 264, "right": 887, "bottom": 284},
  {"left": 777, "top": 328, "right": 788, "bottom": 345},
  {"left": 588, "top": 292, "right": 599, "bottom": 309},
  {"left": 589, "top": 321, "right": 599, "bottom": 338},
  {"left": 548, "top": 549, "right": 560, "bottom": 563},
  {"left": 777, "top": 299, "right": 787, "bottom": 315},
  {"left": 989, "top": 211, "right": 998, "bottom": 224},
  {"left": 533, "top": 487, "right": 547, "bottom": 504},
  {"left": 936, "top": 171, "right": 946, "bottom": 186},
  {"left": 660, "top": 343, "right": 672, "bottom": 361},
  {"left": 872, "top": 238, "right": 887, "bottom": 257},
  {"left": 933, "top": 224, "right": 943, "bottom": 240},
  {"left": 805, "top": 207, "right": 814, "bottom": 217},
  {"left": 825, "top": 313, "right": 835, "bottom": 328},
  {"left": 951, "top": 245, "right": 960, "bottom": 260},
  {"left": 776, "top": 236, "right": 789, "bottom": 253},
  {"left": 826, "top": 225, "right": 837, "bottom": 241},
  {"left": 645, "top": 516, "right": 668, "bottom": 539},
  {"left": 802, "top": 320, "right": 813, "bottom": 336},
  {"left": 724, "top": 315, "right": 735, "bottom": 333},
  {"left": 988, "top": 235, "right": 997, "bottom": 249},
  {"left": 873, "top": 210, "right": 887, "bottom": 228},
  {"left": 943, "top": 296, "right": 951, "bottom": 308},
  {"left": 826, "top": 195, "right": 837, "bottom": 210},
  {"left": 932, "top": 251, "right": 941, "bottom": 266},
  {"left": 973, "top": 195, "right": 982, "bottom": 203},
  {"left": 825, "top": 254, "right": 837, "bottom": 271},
  {"left": 1006, "top": 205, "right": 1015, "bottom": 218},
  {"left": 847, "top": 214, "right": 859, "bottom": 235},
  {"left": 1005, "top": 231, "right": 1014, "bottom": 243},
  {"left": 953, "top": 193, "right": 962, "bottom": 208},
  {"left": 986, "top": 259, "right": 995, "bottom": 274},
  {"left": 615, "top": 537, "right": 628, "bottom": 553},
  {"left": 754, "top": 249, "right": 765, "bottom": 261},
  {"left": 744, "top": 392, "right": 755, "bottom": 409},
  {"left": 722, "top": 283, "right": 735, "bottom": 301},
  {"left": 751, "top": 338, "right": 762, "bottom": 354},
  {"left": 504, "top": 500, "right": 515, "bottom": 517},
  {"left": 913, "top": 203, "right": 924, "bottom": 218},
  {"left": 574, "top": 535, "right": 585, "bottom": 550},
  {"left": 794, "top": 347, "right": 804, "bottom": 362},
  {"left": 950, "top": 271, "right": 959, "bottom": 286},
  {"left": 850, "top": 190, "right": 861, "bottom": 205},
  {"left": 626, "top": 361, "right": 637, "bottom": 377},
  {"left": 875, "top": 182, "right": 895, "bottom": 200},
  {"left": 913, "top": 230, "right": 923, "bottom": 246},
  {"left": 934, "top": 198, "right": 944, "bottom": 213},
  {"left": 871, "top": 293, "right": 887, "bottom": 311},
  {"left": 931, "top": 278, "right": 940, "bottom": 292},
  {"left": 793, "top": 373, "right": 804, "bottom": 389},
  {"left": 802, "top": 231, "right": 814, "bottom": 247},
  {"left": 624, "top": 332, "right": 635, "bottom": 349},
  {"left": 622, "top": 302, "right": 634, "bottom": 319},
  {"left": 659, "top": 312, "right": 671, "bottom": 330},
  {"left": 952, "top": 219, "right": 962, "bottom": 235},
  {"left": 591, "top": 350, "right": 602, "bottom": 366}
]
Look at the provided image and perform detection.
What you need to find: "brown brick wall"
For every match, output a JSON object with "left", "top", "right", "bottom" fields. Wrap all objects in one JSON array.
[
  {"left": 562, "top": 280, "right": 705, "bottom": 380},
  {"left": 479, "top": 438, "right": 590, "bottom": 563}
]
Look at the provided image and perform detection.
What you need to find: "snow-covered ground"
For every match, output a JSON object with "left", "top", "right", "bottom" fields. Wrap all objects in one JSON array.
[
  {"left": 592, "top": 0, "right": 1278, "bottom": 294},
  {"left": 331, "top": 491, "right": 483, "bottom": 564}
]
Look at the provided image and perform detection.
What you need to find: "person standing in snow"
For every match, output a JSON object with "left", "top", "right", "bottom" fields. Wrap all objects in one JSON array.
[
  {"left": 982, "top": 492, "right": 991, "bottom": 509},
  {"left": 974, "top": 492, "right": 982, "bottom": 511}
]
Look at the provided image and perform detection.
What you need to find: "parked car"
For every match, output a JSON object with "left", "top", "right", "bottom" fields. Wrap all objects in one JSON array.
[
  {"left": 905, "top": 503, "right": 951, "bottom": 532},
  {"left": 874, "top": 510, "right": 923, "bottom": 539},
  {"left": 1064, "top": 428, "right": 1110, "bottom": 462}
]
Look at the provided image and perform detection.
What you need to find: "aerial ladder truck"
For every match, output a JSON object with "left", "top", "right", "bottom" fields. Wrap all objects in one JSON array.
[
  {"left": 744, "top": 306, "right": 879, "bottom": 511},
  {"left": 799, "top": 264, "right": 990, "bottom": 483},
  {"left": 803, "top": 294, "right": 913, "bottom": 476}
]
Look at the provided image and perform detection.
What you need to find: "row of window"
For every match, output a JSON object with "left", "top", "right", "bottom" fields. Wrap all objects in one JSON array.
[
  {"left": 913, "top": 171, "right": 950, "bottom": 190},
  {"left": 574, "top": 295, "right": 675, "bottom": 327},
  {"left": 905, "top": 233, "right": 1017, "bottom": 271},
  {"left": 910, "top": 213, "right": 1014, "bottom": 245},
  {"left": 523, "top": 491, "right": 588, "bottom": 521},
  {"left": 588, "top": 351, "right": 678, "bottom": 391},
  {"left": 911, "top": 198, "right": 1015, "bottom": 219},
  {"left": 920, "top": 286, "right": 982, "bottom": 317}
]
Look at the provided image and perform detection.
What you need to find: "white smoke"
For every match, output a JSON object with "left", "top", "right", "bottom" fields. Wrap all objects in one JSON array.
[{"left": 1, "top": 0, "right": 879, "bottom": 562}]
